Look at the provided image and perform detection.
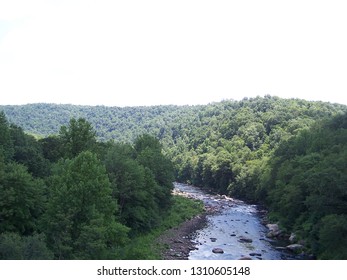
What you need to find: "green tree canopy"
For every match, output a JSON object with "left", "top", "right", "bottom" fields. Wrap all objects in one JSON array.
[
  {"left": 0, "top": 111, "right": 14, "bottom": 161},
  {"left": 42, "top": 151, "right": 129, "bottom": 259},
  {"left": 0, "top": 163, "right": 45, "bottom": 235},
  {"left": 59, "top": 118, "right": 97, "bottom": 158},
  {"left": 105, "top": 143, "right": 160, "bottom": 233}
]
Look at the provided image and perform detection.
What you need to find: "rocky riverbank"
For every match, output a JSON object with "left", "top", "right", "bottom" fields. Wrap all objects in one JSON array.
[
  {"left": 159, "top": 183, "right": 315, "bottom": 260},
  {"left": 258, "top": 209, "right": 316, "bottom": 259},
  {"left": 156, "top": 213, "right": 208, "bottom": 260}
]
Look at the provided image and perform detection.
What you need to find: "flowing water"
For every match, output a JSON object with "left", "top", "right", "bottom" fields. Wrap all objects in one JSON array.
[{"left": 174, "top": 182, "right": 291, "bottom": 260}]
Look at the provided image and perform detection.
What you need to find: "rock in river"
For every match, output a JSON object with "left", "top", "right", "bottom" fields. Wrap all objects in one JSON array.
[
  {"left": 286, "top": 244, "right": 304, "bottom": 253},
  {"left": 238, "top": 237, "right": 253, "bottom": 243},
  {"left": 239, "top": 256, "right": 252, "bottom": 260},
  {"left": 266, "top": 223, "right": 282, "bottom": 238},
  {"left": 249, "top": 252, "right": 262, "bottom": 257},
  {"left": 212, "top": 248, "right": 224, "bottom": 254}
]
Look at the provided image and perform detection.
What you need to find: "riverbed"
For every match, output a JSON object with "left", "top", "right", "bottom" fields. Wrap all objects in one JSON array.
[{"left": 174, "top": 182, "right": 291, "bottom": 260}]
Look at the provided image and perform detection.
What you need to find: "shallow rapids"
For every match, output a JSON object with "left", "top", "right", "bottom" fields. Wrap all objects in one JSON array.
[{"left": 174, "top": 183, "right": 290, "bottom": 260}]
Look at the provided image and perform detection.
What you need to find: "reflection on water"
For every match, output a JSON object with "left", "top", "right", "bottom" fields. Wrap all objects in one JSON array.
[{"left": 174, "top": 183, "right": 290, "bottom": 260}]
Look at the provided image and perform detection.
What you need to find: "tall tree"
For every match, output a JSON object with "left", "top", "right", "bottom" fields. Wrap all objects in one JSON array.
[
  {"left": 0, "top": 163, "right": 45, "bottom": 235},
  {"left": 42, "top": 151, "right": 129, "bottom": 259},
  {"left": 59, "top": 118, "right": 97, "bottom": 158},
  {"left": 10, "top": 124, "right": 50, "bottom": 178},
  {"left": 0, "top": 111, "right": 14, "bottom": 161},
  {"left": 39, "top": 136, "right": 64, "bottom": 163},
  {"left": 134, "top": 135, "right": 174, "bottom": 209},
  {"left": 105, "top": 144, "right": 159, "bottom": 233}
]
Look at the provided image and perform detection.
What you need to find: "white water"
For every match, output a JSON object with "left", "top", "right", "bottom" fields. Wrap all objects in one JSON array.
[{"left": 174, "top": 183, "right": 291, "bottom": 260}]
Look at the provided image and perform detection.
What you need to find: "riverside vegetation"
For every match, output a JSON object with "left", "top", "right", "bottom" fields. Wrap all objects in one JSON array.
[{"left": 1, "top": 96, "right": 346, "bottom": 259}]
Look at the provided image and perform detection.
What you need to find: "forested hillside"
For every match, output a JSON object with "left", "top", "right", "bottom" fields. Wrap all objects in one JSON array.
[
  {"left": 0, "top": 113, "right": 203, "bottom": 259},
  {"left": 1, "top": 96, "right": 347, "bottom": 259},
  {"left": 260, "top": 114, "right": 347, "bottom": 259},
  {"left": 0, "top": 103, "right": 202, "bottom": 142}
]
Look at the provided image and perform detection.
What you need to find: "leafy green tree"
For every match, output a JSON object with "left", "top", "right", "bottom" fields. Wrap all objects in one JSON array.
[
  {"left": 22, "top": 232, "right": 53, "bottom": 259},
  {"left": 43, "top": 151, "right": 129, "bottom": 259},
  {"left": 134, "top": 135, "right": 174, "bottom": 209},
  {"left": 0, "top": 163, "right": 45, "bottom": 235},
  {"left": 0, "top": 111, "right": 14, "bottom": 161},
  {"left": 105, "top": 143, "right": 160, "bottom": 233},
  {"left": 261, "top": 113, "right": 347, "bottom": 258},
  {"left": 10, "top": 124, "right": 50, "bottom": 177},
  {"left": 0, "top": 232, "right": 53, "bottom": 260},
  {"left": 228, "top": 158, "right": 265, "bottom": 203},
  {"left": 59, "top": 118, "right": 97, "bottom": 158},
  {"left": 0, "top": 232, "right": 22, "bottom": 259},
  {"left": 237, "top": 122, "right": 266, "bottom": 150},
  {"left": 39, "top": 136, "right": 64, "bottom": 162},
  {"left": 317, "top": 214, "right": 347, "bottom": 259}
]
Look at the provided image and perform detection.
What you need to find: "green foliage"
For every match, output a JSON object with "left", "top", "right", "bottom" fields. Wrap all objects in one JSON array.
[
  {"left": 0, "top": 163, "right": 45, "bottom": 235},
  {"left": 120, "top": 195, "right": 205, "bottom": 260},
  {"left": 105, "top": 143, "right": 160, "bottom": 233},
  {"left": 160, "top": 195, "right": 204, "bottom": 229},
  {"left": 261, "top": 114, "right": 347, "bottom": 258},
  {"left": 134, "top": 135, "right": 174, "bottom": 209},
  {"left": 39, "top": 136, "right": 64, "bottom": 162},
  {"left": 104, "top": 136, "right": 174, "bottom": 234},
  {"left": 42, "top": 151, "right": 129, "bottom": 259},
  {"left": 1, "top": 97, "right": 347, "bottom": 259},
  {"left": 0, "top": 111, "right": 14, "bottom": 161},
  {"left": 59, "top": 118, "right": 97, "bottom": 158},
  {"left": 317, "top": 214, "right": 347, "bottom": 259},
  {"left": 0, "top": 232, "right": 53, "bottom": 260},
  {"left": 0, "top": 111, "right": 179, "bottom": 259},
  {"left": 10, "top": 124, "right": 50, "bottom": 177},
  {"left": 0, "top": 232, "right": 23, "bottom": 259},
  {"left": 228, "top": 158, "right": 265, "bottom": 203}
]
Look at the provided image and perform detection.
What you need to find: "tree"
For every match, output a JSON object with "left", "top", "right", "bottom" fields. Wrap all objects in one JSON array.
[
  {"left": 0, "top": 163, "right": 45, "bottom": 235},
  {"left": 261, "top": 114, "right": 347, "bottom": 258},
  {"left": 39, "top": 136, "right": 64, "bottom": 162},
  {"left": 105, "top": 144, "right": 160, "bottom": 233},
  {"left": 59, "top": 118, "right": 97, "bottom": 158},
  {"left": 42, "top": 151, "right": 129, "bottom": 259},
  {"left": 317, "top": 214, "right": 347, "bottom": 259},
  {"left": 10, "top": 124, "right": 50, "bottom": 177},
  {"left": 0, "top": 111, "right": 14, "bottom": 161},
  {"left": 0, "top": 232, "right": 53, "bottom": 260},
  {"left": 134, "top": 135, "right": 174, "bottom": 209}
]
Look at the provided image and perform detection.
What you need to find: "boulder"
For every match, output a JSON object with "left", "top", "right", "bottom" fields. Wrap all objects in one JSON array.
[
  {"left": 212, "top": 248, "right": 224, "bottom": 254},
  {"left": 239, "top": 256, "right": 252, "bottom": 260},
  {"left": 275, "top": 246, "right": 287, "bottom": 251},
  {"left": 266, "top": 223, "right": 282, "bottom": 238},
  {"left": 266, "top": 223, "right": 279, "bottom": 232},
  {"left": 286, "top": 244, "right": 304, "bottom": 253},
  {"left": 266, "top": 230, "right": 282, "bottom": 238},
  {"left": 238, "top": 237, "right": 253, "bottom": 243},
  {"left": 249, "top": 252, "right": 262, "bottom": 257},
  {"left": 289, "top": 233, "right": 297, "bottom": 243},
  {"left": 210, "top": 238, "right": 217, "bottom": 242}
]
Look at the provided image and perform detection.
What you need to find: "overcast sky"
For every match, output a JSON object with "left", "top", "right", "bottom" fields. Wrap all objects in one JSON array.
[{"left": 0, "top": 0, "right": 346, "bottom": 107}]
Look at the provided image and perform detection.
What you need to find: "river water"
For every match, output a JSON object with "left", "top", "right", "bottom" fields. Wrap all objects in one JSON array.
[{"left": 174, "top": 182, "right": 291, "bottom": 260}]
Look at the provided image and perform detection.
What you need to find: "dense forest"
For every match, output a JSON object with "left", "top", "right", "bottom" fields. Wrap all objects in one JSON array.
[
  {"left": 0, "top": 113, "right": 203, "bottom": 259},
  {"left": 1, "top": 96, "right": 347, "bottom": 259}
]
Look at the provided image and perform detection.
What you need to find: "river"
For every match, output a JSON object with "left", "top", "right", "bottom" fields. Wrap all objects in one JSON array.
[{"left": 174, "top": 182, "right": 293, "bottom": 260}]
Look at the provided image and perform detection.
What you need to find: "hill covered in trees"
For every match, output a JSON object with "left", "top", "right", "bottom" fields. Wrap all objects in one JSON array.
[
  {"left": 1, "top": 113, "right": 203, "bottom": 259},
  {"left": 0, "top": 103, "right": 200, "bottom": 142},
  {"left": 1, "top": 95, "right": 347, "bottom": 259}
]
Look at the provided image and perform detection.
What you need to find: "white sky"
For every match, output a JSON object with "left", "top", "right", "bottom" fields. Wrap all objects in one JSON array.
[{"left": 0, "top": 0, "right": 346, "bottom": 107}]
